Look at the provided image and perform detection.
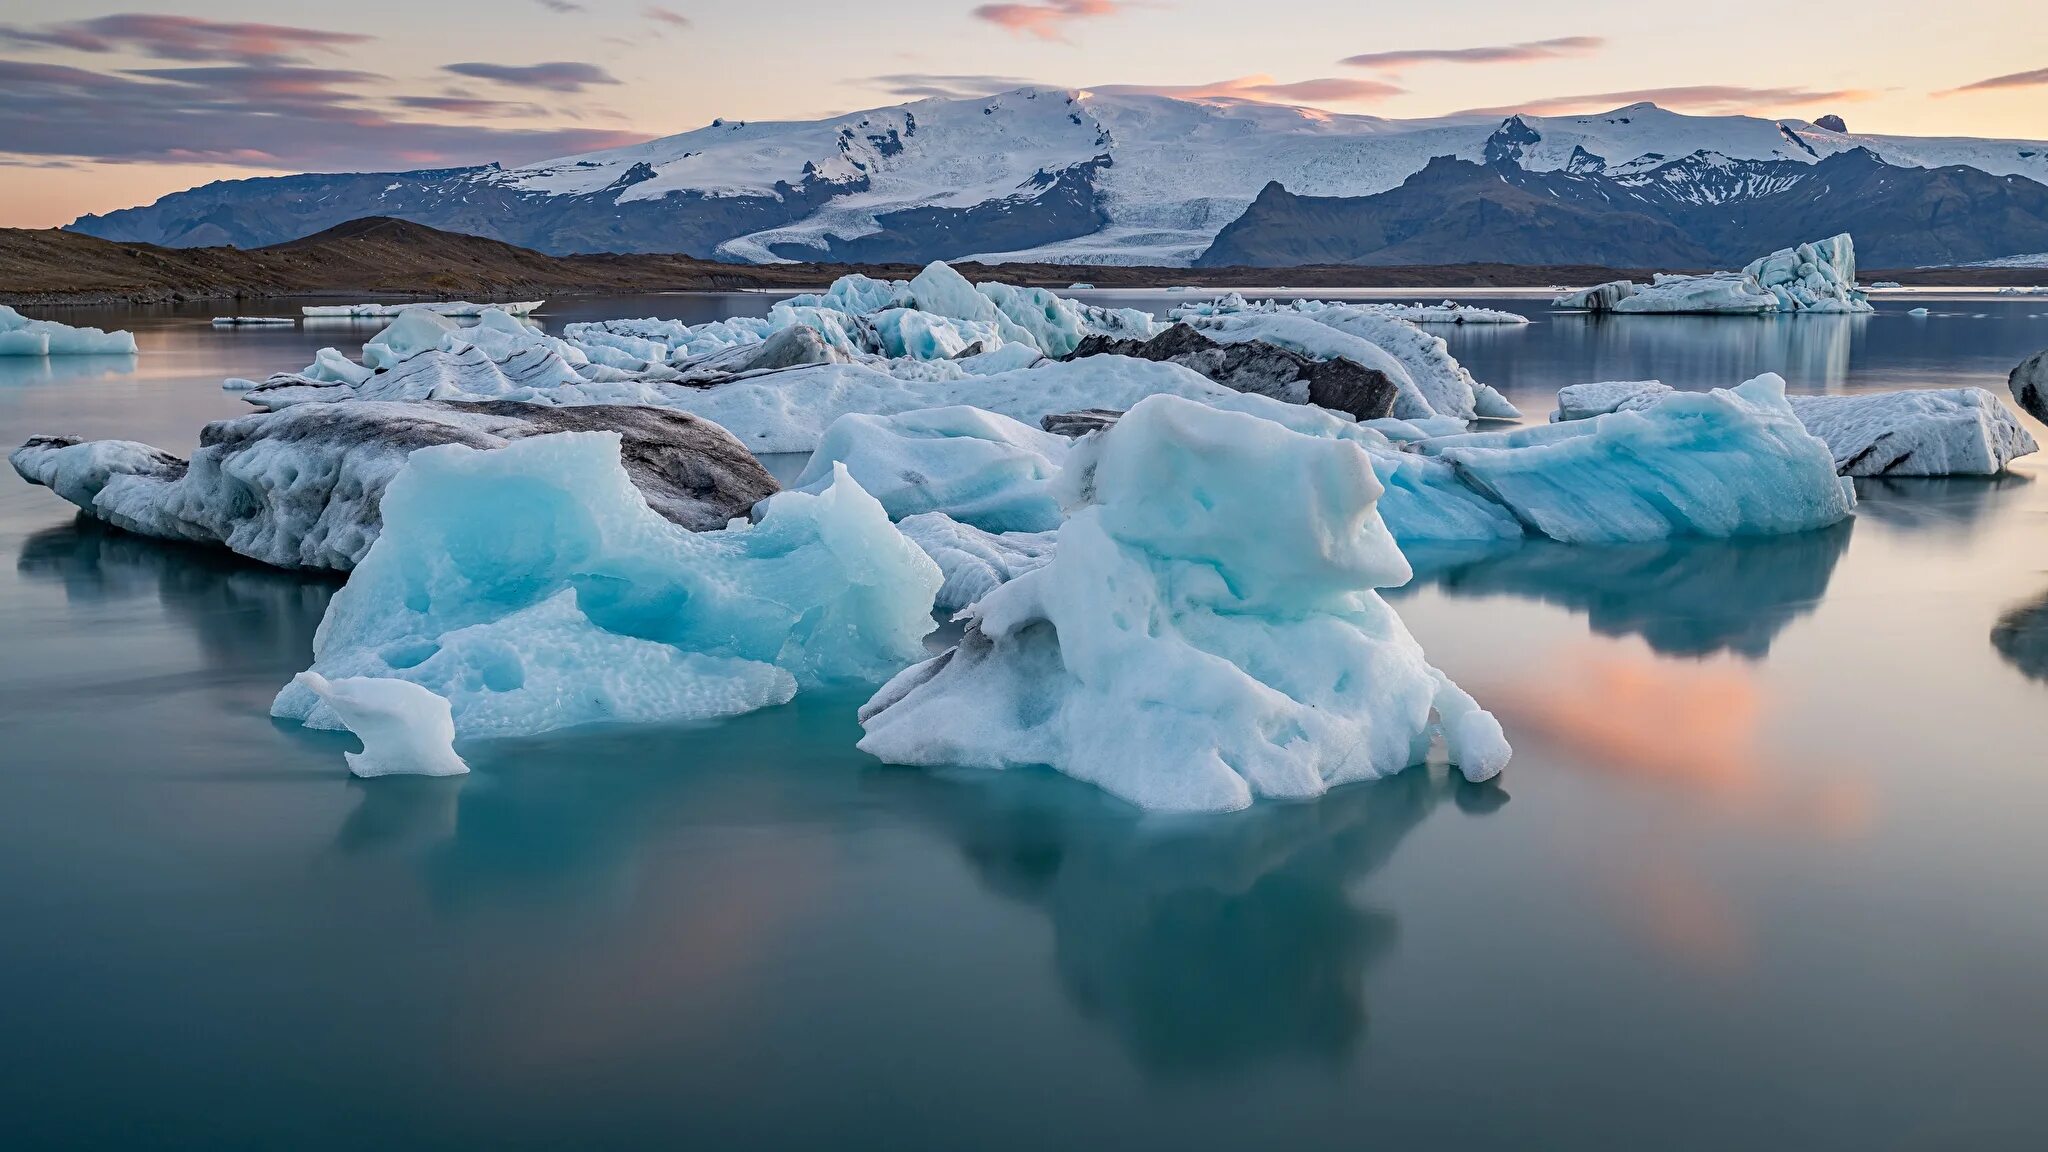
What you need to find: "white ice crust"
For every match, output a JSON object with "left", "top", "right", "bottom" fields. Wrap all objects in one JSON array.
[
  {"left": 0, "top": 305, "right": 138, "bottom": 356},
  {"left": 856, "top": 395, "right": 1511, "bottom": 813},
  {"left": 272, "top": 433, "right": 942, "bottom": 740},
  {"left": 293, "top": 672, "right": 470, "bottom": 778}
]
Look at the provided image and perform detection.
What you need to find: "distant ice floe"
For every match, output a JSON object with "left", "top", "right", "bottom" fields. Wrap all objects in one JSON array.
[
  {"left": 0, "top": 305, "right": 137, "bottom": 356},
  {"left": 857, "top": 395, "right": 1510, "bottom": 813},
  {"left": 302, "top": 300, "right": 544, "bottom": 318},
  {"left": 1547, "top": 377, "right": 2039, "bottom": 477},
  {"left": 1421, "top": 375, "right": 1856, "bottom": 543},
  {"left": 211, "top": 317, "right": 296, "bottom": 327},
  {"left": 272, "top": 433, "right": 941, "bottom": 740},
  {"left": 1554, "top": 234, "right": 1873, "bottom": 314}
]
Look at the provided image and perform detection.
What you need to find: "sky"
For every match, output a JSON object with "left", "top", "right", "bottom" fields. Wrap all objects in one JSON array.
[{"left": 0, "top": 0, "right": 2043, "bottom": 228}]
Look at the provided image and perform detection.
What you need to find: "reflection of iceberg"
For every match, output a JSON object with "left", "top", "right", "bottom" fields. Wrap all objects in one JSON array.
[
  {"left": 1527, "top": 312, "right": 1861, "bottom": 394},
  {"left": 16, "top": 517, "right": 335, "bottom": 672},
  {"left": 877, "top": 764, "right": 1506, "bottom": 1075},
  {"left": 1992, "top": 589, "right": 2048, "bottom": 682},
  {"left": 0, "top": 354, "right": 137, "bottom": 388},
  {"left": 1849, "top": 474, "right": 2033, "bottom": 538},
  {"left": 1404, "top": 523, "right": 1852, "bottom": 659}
]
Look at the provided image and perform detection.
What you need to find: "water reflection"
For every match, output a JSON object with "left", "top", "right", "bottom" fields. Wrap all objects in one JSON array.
[
  {"left": 1992, "top": 589, "right": 2048, "bottom": 682},
  {"left": 878, "top": 765, "right": 1507, "bottom": 1075},
  {"left": 1404, "top": 524, "right": 1851, "bottom": 659},
  {"left": 16, "top": 516, "right": 335, "bottom": 673},
  {"left": 0, "top": 354, "right": 137, "bottom": 389},
  {"left": 1851, "top": 474, "right": 2034, "bottom": 538}
]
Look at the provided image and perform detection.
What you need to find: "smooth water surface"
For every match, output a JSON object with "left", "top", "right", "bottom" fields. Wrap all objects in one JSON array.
[{"left": 4, "top": 294, "right": 2048, "bottom": 1149}]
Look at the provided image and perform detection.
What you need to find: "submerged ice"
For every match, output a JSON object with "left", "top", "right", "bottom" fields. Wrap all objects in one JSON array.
[{"left": 857, "top": 395, "right": 1510, "bottom": 813}]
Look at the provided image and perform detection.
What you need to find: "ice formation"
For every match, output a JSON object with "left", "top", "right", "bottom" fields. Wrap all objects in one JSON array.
[
  {"left": 293, "top": 672, "right": 470, "bottom": 778},
  {"left": 795, "top": 407, "right": 1070, "bottom": 532},
  {"left": 1422, "top": 375, "right": 1856, "bottom": 543},
  {"left": 302, "top": 301, "right": 543, "bottom": 318},
  {"left": 1064, "top": 323, "right": 1401, "bottom": 422},
  {"left": 1555, "top": 235, "right": 1872, "bottom": 314},
  {"left": 1785, "top": 389, "right": 2037, "bottom": 476},
  {"left": 1550, "top": 380, "right": 1673, "bottom": 422},
  {"left": 211, "top": 317, "right": 296, "bottom": 327},
  {"left": 1167, "top": 295, "right": 1520, "bottom": 419},
  {"left": 10, "top": 401, "right": 777, "bottom": 571},
  {"left": 1546, "top": 380, "right": 2038, "bottom": 477},
  {"left": 2012, "top": 348, "right": 2048, "bottom": 424},
  {"left": 0, "top": 306, "right": 137, "bottom": 356},
  {"left": 896, "top": 513, "right": 1058, "bottom": 611},
  {"left": 273, "top": 433, "right": 942, "bottom": 740},
  {"left": 857, "top": 395, "right": 1511, "bottom": 813}
]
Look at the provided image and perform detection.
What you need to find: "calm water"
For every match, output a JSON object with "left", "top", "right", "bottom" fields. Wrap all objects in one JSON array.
[{"left": 5, "top": 294, "right": 2048, "bottom": 1149}]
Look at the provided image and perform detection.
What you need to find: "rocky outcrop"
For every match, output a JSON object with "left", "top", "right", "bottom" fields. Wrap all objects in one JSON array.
[
  {"left": 2011, "top": 349, "right": 2048, "bottom": 424},
  {"left": 1066, "top": 323, "right": 1398, "bottom": 421},
  {"left": 11, "top": 401, "right": 777, "bottom": 572}
]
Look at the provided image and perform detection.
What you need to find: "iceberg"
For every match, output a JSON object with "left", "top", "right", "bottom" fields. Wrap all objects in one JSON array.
[
  {"left": 0, "top": 305, "right": 138, "bottom": 356},
  {"left": 211, "top": 316, "right": 296, "bottom": 327},
  {"left": 11, "top": 401, "right": 777, "bottom": 571},
  {"left": 293, "top": 672, "right": 470, "bottom": 778},
  {"left": 897, "top": 513, "right": 1058, "bottom": 611},
  {"left": 1065, "top": 323, "right": 1400, "bottom": 421},
  {"left": 1786, "top": 389, "right": 2037, "bottom": 476},
  {"left": 1554, "top": 234, "right": 1872, "bottom": 315},
  {"left": 857, "top": 395, "right": 1510, "bottom": 813},
  {"left": 1423, "top": 374, "right": 1856, "bottom": 544},
  {"left": 1548, "top": 380, "right": 2039, "bottom": 477},
  {"left": 302, "top": 301, "right": 544, "bottom": 318},
  {"left": 273, "top": 433, "right": 942, "bottom": 740},
  {"left": 795, "top": 407, "right": 1069, "bottom": 533},
  {"left": 1181, "top": 311, "right": 1451, "bottom": 421}
]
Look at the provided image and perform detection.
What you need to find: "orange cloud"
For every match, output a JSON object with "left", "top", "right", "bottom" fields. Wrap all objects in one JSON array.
[
  {"left": 1455, "top": 85, "right": 1878, "bottom": 118},
  {"left": 973, "top": 0, "right": 1126, "bottom": 42}
]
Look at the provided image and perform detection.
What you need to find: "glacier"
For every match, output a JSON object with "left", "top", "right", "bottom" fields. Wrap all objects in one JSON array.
[
  {"left": 272, "top": 433, "right": 942, "bottom": 740},
  {"left": 10, "top": 401, "right": 777, "bottom": 571},
  {"left": 857, "top": 395, "right": 1510, "bottom": 813},
  {"left": 0, "top": 306, "right": 138, "bottom": 356},
  {"left": 1554, "top": 234, "right": 1872, "bottom": 315},
  {"left": 293, "top": 672, "right": 470, "bottom": 779},
  {"left": 1423, "top": 375, "right": 1856, "bottom": 543}
]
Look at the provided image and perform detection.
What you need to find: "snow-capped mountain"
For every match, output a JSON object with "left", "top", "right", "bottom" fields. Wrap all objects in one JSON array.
[{"left": 68, "top": 89, "right": 2048, "bottom": 268}]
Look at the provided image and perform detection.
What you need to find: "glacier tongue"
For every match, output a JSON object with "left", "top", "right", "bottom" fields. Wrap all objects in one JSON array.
[{"left": 857, "top": 394, "right": 1511, "bottom": 813}]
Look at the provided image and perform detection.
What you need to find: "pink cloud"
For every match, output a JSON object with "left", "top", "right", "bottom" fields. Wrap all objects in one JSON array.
[
  {"left": 1341, "top": 35, "right": 1604, "bottom": 70},
  {"left": 1093, "top": 74, "right": 1404, "bottom": 106},
  {"left": 973, "top": 0, "right": 1124, "bottom": 42},
  {"left": 1455, "top": 85, "right": 1878, "bottom": 118},
  {"left": 1938, "top": 67, "right": 2048, "bottom": 96}
]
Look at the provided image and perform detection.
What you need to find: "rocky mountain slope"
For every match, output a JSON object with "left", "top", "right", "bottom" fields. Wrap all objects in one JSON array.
[{"left": 67, "top": 92, "right": 2048, "bottom": 269}]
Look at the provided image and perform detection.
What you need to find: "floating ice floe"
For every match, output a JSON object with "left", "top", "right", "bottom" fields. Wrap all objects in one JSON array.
[
  {"left": 1170, "top": 292, "right": 1530, "bottom": 325},
  {"left": 0, "top": 305, "right": 137, "bottom": 356},
  {"left": 273, "top": 433, "right": 941, "bottom": 740},
  {"left": 302, "top": 301, "right": 544, "bottom": 318},
  {"left": 857, "top": 394, "right": 1510, "bottom": 813},
  {"left": 1908, "top": 307, "right": 1932, "bottom": 317},
  {"left": 1421, "top": 374, "right": 1856, "bottom": 543},
  {"left": 1065, "top": 323, "right": 1400, "bottom": 421},
  {"left": 293, "top": 672, "right": 469, "bottom": 778},
  {"left": 210, "top": 316, "right": 296, "bottom": 327},
  {"left": 1546, "top": 379, "right": 2037, "bottom": 476},
  {"left": 1554, "top": 234, "right": 1873, "bottom": 315},
  {"left": 10, "top": 401, "right": 777, "bottom": 571}
]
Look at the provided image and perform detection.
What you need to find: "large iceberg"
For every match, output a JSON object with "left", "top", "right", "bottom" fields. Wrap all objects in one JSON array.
[
  {"left": 857, "top": 395, "right": 1510, "bottom": 813},
  {"left": 1422, "top": 374, "right": 1856, "bottom": 543},
  {"left": 1555, "top": 234, "right": 1873, "bottom": 315},
  {"left": 273, "top": 433, "right": 942, "bottom": 740},
  {"left": 11, "top": 401, "right": 777, "bottom": 571},
  {"left": 0, "top": 305, "right": 137, "bottom": 356},
  {"left": 1546, "top": 379, "right": 2038, "bottom": 477}
]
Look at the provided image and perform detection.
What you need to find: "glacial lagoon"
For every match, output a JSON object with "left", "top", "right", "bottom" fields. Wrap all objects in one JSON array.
[{"left": 4, "top": 293, "right": 2048, "bottom": 1149}]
